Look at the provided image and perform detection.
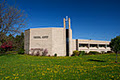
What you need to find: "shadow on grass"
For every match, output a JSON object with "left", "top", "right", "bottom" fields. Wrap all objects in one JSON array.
[
  {"left": 0, "top": 51, "right": 18, "bottom": 56},
  {"left": 0, "top": 53, "right": 12, "bottom": 56},
  {"left": 88, "top": 59, "right": 106, "bottom": 62},
  {"left": 0, "top": 53, "right": 17, "bottom": 56}
]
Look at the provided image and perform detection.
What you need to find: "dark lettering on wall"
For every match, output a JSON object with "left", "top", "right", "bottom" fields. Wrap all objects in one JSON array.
[
  {"left": 34, "top": 36, "right": 41, "bottom": 38},
  {"left": 33, "top": 36, "right": 48, "bottom": 39},
  {"left": 42, "top": 36, "right": 48, "bottom": 38}
]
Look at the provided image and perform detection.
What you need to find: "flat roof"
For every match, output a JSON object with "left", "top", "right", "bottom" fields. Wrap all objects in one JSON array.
[
  {"left": 25, "top": 27, "right": 64, "bottom": 31},
  {"left": 77, "top": 39, "right": 110, "bottom": 43}
]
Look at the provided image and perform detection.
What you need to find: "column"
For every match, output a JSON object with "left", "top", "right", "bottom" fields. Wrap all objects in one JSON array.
[
  {"left": 105, "top": 44, "right": 107, "bottom": 52},
  {"left": 97, "top": 44, "right": 99, "bottom": 52},
  {"left": 88, "top": 44, "right": 90, "bottom": 53},
  {"left": 63, "top": 18, "right": 66, "bottom": 28}
]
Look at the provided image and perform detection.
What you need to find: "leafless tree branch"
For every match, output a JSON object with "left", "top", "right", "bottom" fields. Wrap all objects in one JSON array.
[{"left": 0, "top": 0, "right": 27, "bottom": 42}]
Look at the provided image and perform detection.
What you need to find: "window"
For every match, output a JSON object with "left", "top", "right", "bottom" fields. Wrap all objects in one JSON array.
[
  {"left": 79, "top": 44, "right": 88, "bottom": 47},
  {"left": 99, "top": 45, "right": 105, "bottom": 47},
  {"left": 107, "top": 45, "right": 110, "bottom": 47},
  {"left": 90, "top": 44, "right": 97, "bottom": 47}
]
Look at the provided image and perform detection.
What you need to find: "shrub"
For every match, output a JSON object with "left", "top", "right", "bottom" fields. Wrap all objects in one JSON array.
[
  {"left": 36, "top": 51, "right": 40, "bottom": 56},
  {"left": 79, "top": 51, "right": 85, "bottom": 56},
  {"left": 0, "top": 41, "right": 13, "bottom": 52},
  {"left": 48, "top": 55, "right": 50, "bottom": 57},
  {"left": 85, "top": 52, "right": 92, "bottom": 55},
  {"left": 72, "top": 50, "right": 79, "bottom": 56},
  {"left": 42, "top": 49, "right": 48, "bottom": 56},
  {"left": 0, "top": 48, "right": 6, "bottom": 53},
  {"left": 18, "top": 49, "right": 24, "bottom": 54},
  {"left": 89, "top": 51, "right": 99, "bottom": 55},
  {"left": 107, "top": 51, "right": 113, "bottom": 53},
  {"left": 101, "top": 51, "right": 106, "bottom": 54},
  {"left": 5, "top": 51, "right": 17, "bottom": 54},
  {"left": 54, "top": 53, "right": 57, "bottom": 57}
]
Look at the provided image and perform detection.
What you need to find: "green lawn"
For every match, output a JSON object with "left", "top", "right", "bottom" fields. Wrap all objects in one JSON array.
[{"left": 0, "top": 53, "right": 120, "bottom": 80}]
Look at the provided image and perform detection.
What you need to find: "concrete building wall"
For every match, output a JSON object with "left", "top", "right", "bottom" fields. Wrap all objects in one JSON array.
[
  {"left": 24, "top": 30, "right": 30, "bottom": 54},
  {"left": 68, "top": 18, "right": 73, "bottom": 56},
  {"left": 69, "top": 28, "right": 73, "bottom": 56},
  {"left": 24, "top": 28, "right": 66, "bottom": 56},
  {"left": 29, "top": 28, "right": 52, "bottom": 55},
  {"left": 77, "top": 39, "right": 111, "bottom": 53},
  {"left": 52, "top": 28, "right": 66, "bottom": 56},
  {"left": 71, "top": 39, "right": 76, "bottom": 54}
]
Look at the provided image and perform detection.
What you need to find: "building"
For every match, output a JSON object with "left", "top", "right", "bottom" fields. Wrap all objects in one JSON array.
[{"left": 24, "top": 17, "right": 111, "bottom": 56}]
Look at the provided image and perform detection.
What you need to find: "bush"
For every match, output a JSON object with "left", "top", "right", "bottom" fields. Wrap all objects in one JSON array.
[
  {"left": 89, "top": 51, "right": 99, "bottom": 55},
  {"left": 79, "top": 51, "right": 85, "bottom": 56},
  {"left": 72, "top": 50, "right": 79, "bottom": 56},
  {"left": 107, "top": 51, "right": 113, "bottom": 53},
  {"left": 54, "top": 53, "right": 57, "bottom": 57},
  {"left": 101, "top": 51, "right": 106, "bottom": 54},
  {"left": 48, "top": 55, "right": 50, "bottom": 57},
  {"left": 5, "top": 51, "right": 17, "bottom": 54},
  {"left": 36, "top": 51, "right": 40, "bottom": 56},
  {"left": 42, "top": 49, "right": 48, "bottom": 56},
  {"left": 18, "top": 49, "right": 24, "bottom": 54},
  {"left": 85, "top": 52, "right": 92, "bottom": 55},
  {"left": 0, "top": 48, "right": 6, "bottom": 53},
  {"left": 0, "top": 41, "right": 13, "bottom": 52}
]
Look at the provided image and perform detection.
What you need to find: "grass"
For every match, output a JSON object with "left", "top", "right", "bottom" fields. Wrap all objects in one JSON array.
[{"left": 0, "top": 53, "right": 120, "bottom": 80}]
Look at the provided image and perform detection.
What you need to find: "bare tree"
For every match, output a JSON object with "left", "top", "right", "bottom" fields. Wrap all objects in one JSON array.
[{"left": 0, "top": 0, "right": 27, "bottom": 42}]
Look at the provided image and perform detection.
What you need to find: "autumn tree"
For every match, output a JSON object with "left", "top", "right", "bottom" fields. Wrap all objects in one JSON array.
[{"left": 110, "top": 36, "right": 120, "bottom": 63}]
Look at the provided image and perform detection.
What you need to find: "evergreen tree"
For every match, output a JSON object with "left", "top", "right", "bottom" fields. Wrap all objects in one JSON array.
[
  {"left": 110, "top": 36, "right": 120, "bottom": 63},
  {"left": 15, "top": 32, "right": 24, "bottom": 51}
]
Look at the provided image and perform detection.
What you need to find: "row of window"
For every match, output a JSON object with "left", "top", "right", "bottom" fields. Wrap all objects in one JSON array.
[{"left": 79, "top": 44, "right": 110, "bottom": 47}]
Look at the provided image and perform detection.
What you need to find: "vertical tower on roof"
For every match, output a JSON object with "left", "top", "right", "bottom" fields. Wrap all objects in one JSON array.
[
  {"left": 63, "top": 18, "right": 66, "bottom": 28},
  {"left": 63, "top": 16, "right": 72, "bottom": 56},
  {"left": 63, "top": 16, "right": 71, "bottom": 29},
  {"left": 68, "top": 18, "right": 71, "bottom": 29}
]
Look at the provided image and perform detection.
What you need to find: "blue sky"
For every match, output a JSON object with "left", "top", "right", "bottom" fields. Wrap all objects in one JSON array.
[{"left": 8, "top": 0, "right": 120, "bottom": 41}]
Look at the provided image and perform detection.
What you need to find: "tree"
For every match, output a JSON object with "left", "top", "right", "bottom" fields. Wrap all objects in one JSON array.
[
  {"left": 15, "top": 32, "right": 24, "bottom": 51},
  {"left": 7, "top": 34, "right": 15, "bottom": 50},
  {"left": 110, "top": 36, "right": 120, "bottom": 63},
  {"left": 0, "top": 0, "right": 27, "bottom": 42},
  {"left": 0, "top": 32, "right": 24, "bottom": 53}
]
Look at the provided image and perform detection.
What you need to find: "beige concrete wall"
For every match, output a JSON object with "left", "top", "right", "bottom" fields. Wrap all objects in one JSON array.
[
  {"left": 78, "top": 39, "right": 110, "bottom": 44},
  {"left": 77, "top": 39, "right": 111, "bottom": 53},
  {"left": 25, "top": 27, "right": 66, "bottom": 56},
  {"left": 69, "top": 28, "right": 73, "bottom": 56},
  {"left": 29, "top": 28, "right": 52, "bottom": 55},
  {"left": 71, "top": 39, "right": 76, "bottom": 54},
  {"left": 52, "top": 28, "right": 66, "bottom": 56},
  {"left": 24, "top": 30, "right": 30, "bottom": 54}
]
